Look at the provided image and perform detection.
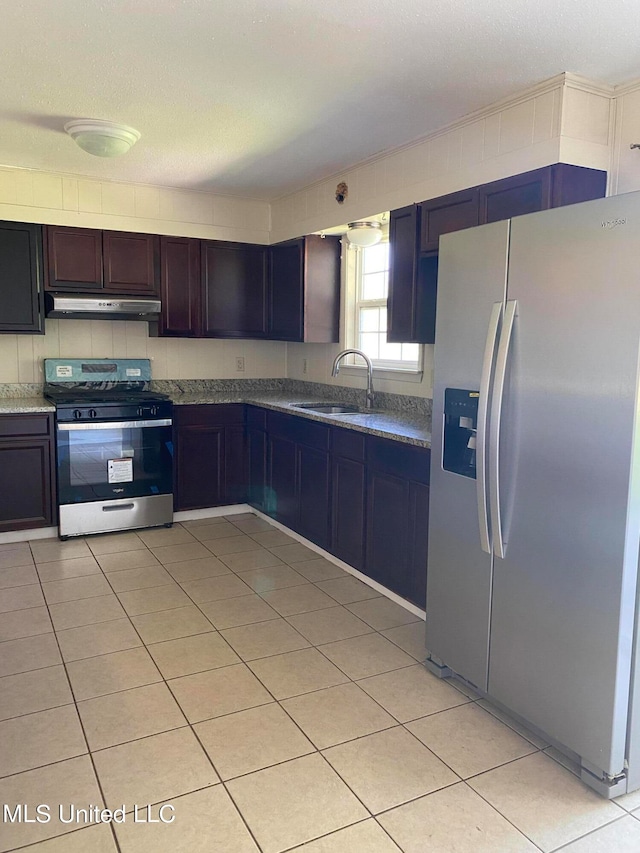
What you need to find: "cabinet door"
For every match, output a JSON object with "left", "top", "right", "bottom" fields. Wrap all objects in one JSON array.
[
  {"left": 0, "top": 222, "right": 44, "bottom": 334},
  {"left": 365, "top": 469, "right": 411, "bottom": 599},
  {"left": 331, "top": 455, "right": 366, "bottom": 571},
  {"left": 159, "top": 236, "right": 201, "bottom": 336},
  {"left": 224, "top": 424, "right": 246, "bottom": 505},
  {"left": 201, "top": 242, "right": 268, "bottom": 338},
  {"left": 420, "top": 188, "right": 480, "bottom": 253},
  {"left": 104, "top": 231, "right": 159, "bottom": 294},
  {"left": 408, "top": 481, "right": 429, "bottom": 609},
  {"left": 45, "top": 226, "right": 103, "bottom": 290},
  {"left": 0, "top": 438, "right": 55, "bottom": 532},
  {"left": 268, "top": 435, "right": 297, "bottom": 527},
  {"left": 269, "top": 240, "right": 304, "bottom": 341},
  {"left": 297, "top": 444, "right": 330, "bottom": 548},
  {"left": 387, "top": 205, "right": 420, "bottom": 344},
  {"left": 479, "top": 169, "right": 552, "bottom": 224},
  {"left": 174, "top": 423, "right": 224, "bottom": 510},
  {"left": 550, "top": 164, "right": 607, "bottom": 208},
  {"left": 247, "top": 427, "right": 268, "bottom": 510}
]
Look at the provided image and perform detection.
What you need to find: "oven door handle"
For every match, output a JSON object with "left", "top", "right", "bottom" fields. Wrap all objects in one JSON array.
[{"left": 57, "top": 419, "right": 172, "bottom": 431}]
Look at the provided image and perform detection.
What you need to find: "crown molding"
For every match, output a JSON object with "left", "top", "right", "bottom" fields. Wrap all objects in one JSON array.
[{"left": 613, "top": 77, "right": 640, "bottom": 97}]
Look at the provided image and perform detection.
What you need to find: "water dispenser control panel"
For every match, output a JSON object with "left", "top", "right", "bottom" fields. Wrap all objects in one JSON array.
[{"left": 443, "top": 388, "right": 479, "bottom": 479}]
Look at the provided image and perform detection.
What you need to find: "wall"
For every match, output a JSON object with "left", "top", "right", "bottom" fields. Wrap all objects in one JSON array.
[
  {"left": 0, "top": 168, "right": 270, "bottom": 244},
  {"left": 270, "top": 73, "right": 615, "bottom": 244},
  {"left": 0, "top": 168, "right": 287, "bottom": 383},
  {"left": 0, "top": 322, "right": 286, "bottom": 384},
  {"left": 611, "top": 81, "right": 640, "bottom": 194},
  {"left": 279, "top": 74, "right": 616, "bottom": 398}
]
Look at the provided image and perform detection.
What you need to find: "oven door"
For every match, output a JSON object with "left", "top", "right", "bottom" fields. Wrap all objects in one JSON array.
[{"left": 56, "top": 418, "right": 173, "bottom": 506}]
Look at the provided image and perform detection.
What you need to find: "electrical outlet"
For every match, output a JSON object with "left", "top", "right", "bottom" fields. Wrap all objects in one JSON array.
[
  {"left": 303, "top": 358, "right": 308, "bottom": 374},
  {"left": 236, "top": 357, "right": 245, "bottom": 372}
]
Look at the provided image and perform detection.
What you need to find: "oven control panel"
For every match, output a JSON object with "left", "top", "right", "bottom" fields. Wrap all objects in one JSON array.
[{"left": 56, "top": 400, "right": 173, "bottom": 423}]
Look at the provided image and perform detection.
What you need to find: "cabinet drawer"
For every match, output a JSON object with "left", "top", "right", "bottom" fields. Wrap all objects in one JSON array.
[
  {"left": 174, "top": 404, "right": 244, "bottom": 428},
  {"left": 331, "top": 427, "right": 365, "bottom": 461},
  {"left": 366, "top": 435, "right": 430, "bottom": 485},
  {"left": 0, "top": 414, "right": 52, "bottom": 439},
  {"left": 268, "top": 411, "right": 329, "bottom": 449}
]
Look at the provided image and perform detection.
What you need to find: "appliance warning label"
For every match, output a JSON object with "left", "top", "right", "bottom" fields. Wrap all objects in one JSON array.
[
  {"left": 108, "top": 458, "right": 133, "bottom": 483},
  {"left": 56, "top": 365, "right": 73, "bottom": 378}
]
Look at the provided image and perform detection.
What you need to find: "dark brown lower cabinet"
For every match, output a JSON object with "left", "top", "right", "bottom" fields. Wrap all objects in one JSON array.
[
  {"left": 173, "top": 405, "right": 245, "bottom": 511},
  {"left": 297, "top": 443, "right": 331, "bottom": 550},
  {"left": 246, "top": 407, "right": 268, "bottom": 511},
  {"left": 331, "top": 429, "right": 366, "bottom": 572},
  {"left": 250, "top": 414, "right": 429, "bottom": 607},
  {"left": 365, "top": 436, "right": 430, "bottom": 607},
  {"left": 267, "top": 434, "right": 297, "bottom": 529},
  {"left": 265, "top": 412, "right": 331, "bottom": 548},
  {"left": 0, "top": 414, "right": 56, "bottom": 532}
]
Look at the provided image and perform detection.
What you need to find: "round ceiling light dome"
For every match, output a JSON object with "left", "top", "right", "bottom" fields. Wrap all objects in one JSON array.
[
  {"left": 64, "top": 119, "right": 141, "bottom": 157},
  {"left": 346, "top": 220, "right": 383, "bottom": 247}
]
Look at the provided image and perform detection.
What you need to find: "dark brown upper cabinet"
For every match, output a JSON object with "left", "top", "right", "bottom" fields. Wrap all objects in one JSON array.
[
  {"left": 268, "top": 235, "right": 341, "bottom": 342},
  {"left": 420, "top": 188, "right": 480, "bottom": 253},
  {"left": 44, "top": 226, "right": 159, "bottom": 295},
  {"left": 479, "top": 164, "right": 608, "bottom": 224},
  {"left": 387, "top": 164, "right": 607, "bottom": 345},
  {"left": 158, "top": 236, "right": 201, "bottom": 337},
  {"left": 201, "top": 240, "right": 269, "bottom": 338},
  {"left": 0, "top": 221, "right": 44, "bottom": 334},
  {"left": 387, "top": 205, "right": 422, "bottom": 345}
]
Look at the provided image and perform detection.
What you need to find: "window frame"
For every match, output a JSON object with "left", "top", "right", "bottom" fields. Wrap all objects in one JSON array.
[{"left": 344, "top": 236, "right": 423, "bottom": 378}]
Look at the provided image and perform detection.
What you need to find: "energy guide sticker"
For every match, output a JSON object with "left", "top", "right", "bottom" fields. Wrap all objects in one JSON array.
[{"left": 108, "top": 458, "right": 133, "bottom": 483}]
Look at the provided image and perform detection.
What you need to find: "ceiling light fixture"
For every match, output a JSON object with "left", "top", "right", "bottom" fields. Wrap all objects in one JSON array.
[
  {"left": 64, "top": 119, "right": 141, "bottom": 157},
  {"left": 346, "top": 220, "right": 382, "bottom": 248}
]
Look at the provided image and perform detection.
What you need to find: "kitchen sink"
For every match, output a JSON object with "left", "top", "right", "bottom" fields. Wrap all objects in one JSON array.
[{"left": 294, "top": 402, "right": 371, "bottom": 415}]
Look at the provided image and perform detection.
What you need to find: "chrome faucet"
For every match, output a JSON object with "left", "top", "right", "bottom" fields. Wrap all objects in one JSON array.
[{"left": 331, "top": 349, "right": 375, "bottom": 409}]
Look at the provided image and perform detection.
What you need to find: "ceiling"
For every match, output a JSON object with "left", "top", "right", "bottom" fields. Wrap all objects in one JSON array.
[{"left": 2, "top": 0, "right": 639, "bottom": 200}]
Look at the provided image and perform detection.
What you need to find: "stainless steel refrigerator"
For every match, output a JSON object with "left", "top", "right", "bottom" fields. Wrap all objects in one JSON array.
[{"left": 425, "top": 190, "right": 640, "bottom": 797}]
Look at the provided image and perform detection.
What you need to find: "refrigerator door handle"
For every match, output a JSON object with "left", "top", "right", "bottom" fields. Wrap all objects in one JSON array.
[
  {"left": 477, "top": 301, "right": 503, "bottom": 553},
  {"left": 489, "top": 299, "right": 517, "bottom": 559}
]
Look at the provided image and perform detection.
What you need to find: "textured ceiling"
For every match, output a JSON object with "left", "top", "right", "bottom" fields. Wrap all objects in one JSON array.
[{"left": 1, "top": 0, "right": 639, "bottom": 199}]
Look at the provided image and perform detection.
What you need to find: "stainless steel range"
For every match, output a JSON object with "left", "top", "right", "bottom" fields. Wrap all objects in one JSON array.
[{"left": 44, "top": 358, "right": 173, "bottom": 539}]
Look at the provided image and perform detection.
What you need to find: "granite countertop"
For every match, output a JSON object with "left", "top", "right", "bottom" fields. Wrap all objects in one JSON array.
[
  {"left": 171, "top": 391, "right": 431, "bottom": 448},
  {"left": 0, "top": 385, "right": 431, "bottom": 448},
  {"left": 0, "top": 396, "right": 55, "bottom": 414}
]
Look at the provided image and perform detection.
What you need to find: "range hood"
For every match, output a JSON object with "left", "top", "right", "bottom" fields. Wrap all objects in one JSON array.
[{"left": 45, "top": 294, "right": 161, "bottom": 321}]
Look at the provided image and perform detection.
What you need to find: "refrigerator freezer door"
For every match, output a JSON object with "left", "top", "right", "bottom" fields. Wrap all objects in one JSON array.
[
  {"left": 488, "top": 193, "right": 640, "bottom": 777},
  {"left": 426, "top": 220, "right": 509, "bottom": 690}
]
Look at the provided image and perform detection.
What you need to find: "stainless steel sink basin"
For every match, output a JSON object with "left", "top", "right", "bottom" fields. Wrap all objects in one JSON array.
[{"left": 295, "top": 402, "right": 367, "bottom": 414}]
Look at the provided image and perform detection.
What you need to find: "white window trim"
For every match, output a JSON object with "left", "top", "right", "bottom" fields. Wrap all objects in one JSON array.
[{"left": 341, "top": 233, "right": 423, "bottom": 379}]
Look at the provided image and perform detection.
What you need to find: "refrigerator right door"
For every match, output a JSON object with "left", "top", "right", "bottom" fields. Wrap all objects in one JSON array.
[{"left": 487, "top": 192, "right": 640, "bottom": 779}]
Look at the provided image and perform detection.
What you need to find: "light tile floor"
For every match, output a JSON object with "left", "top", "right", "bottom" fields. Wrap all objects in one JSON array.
[{"left": 1, "top": 513, "right": 640, "bottom": 851}]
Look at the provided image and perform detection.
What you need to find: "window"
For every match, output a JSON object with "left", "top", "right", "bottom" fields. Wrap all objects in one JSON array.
[{"left": 352, "top": 240, "right": 421, "bottom": 371}]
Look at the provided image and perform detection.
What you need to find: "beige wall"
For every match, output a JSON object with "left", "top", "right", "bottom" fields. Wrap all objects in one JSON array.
[
  {"left": 611, "top": 81, "right": 640, "bottom": 194},
  {"left": 0, "top": 169, "right": 270, "bottom": 244}
]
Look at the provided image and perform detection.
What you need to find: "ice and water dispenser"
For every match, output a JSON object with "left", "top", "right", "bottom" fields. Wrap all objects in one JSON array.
[{"left": 442, "top": 388, "right": 479, "bottom": 479}]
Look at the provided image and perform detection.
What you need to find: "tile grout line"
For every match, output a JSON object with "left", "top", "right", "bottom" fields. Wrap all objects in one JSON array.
[{"left": 12, "top": 538, "right": 125, "bottom": 853}]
